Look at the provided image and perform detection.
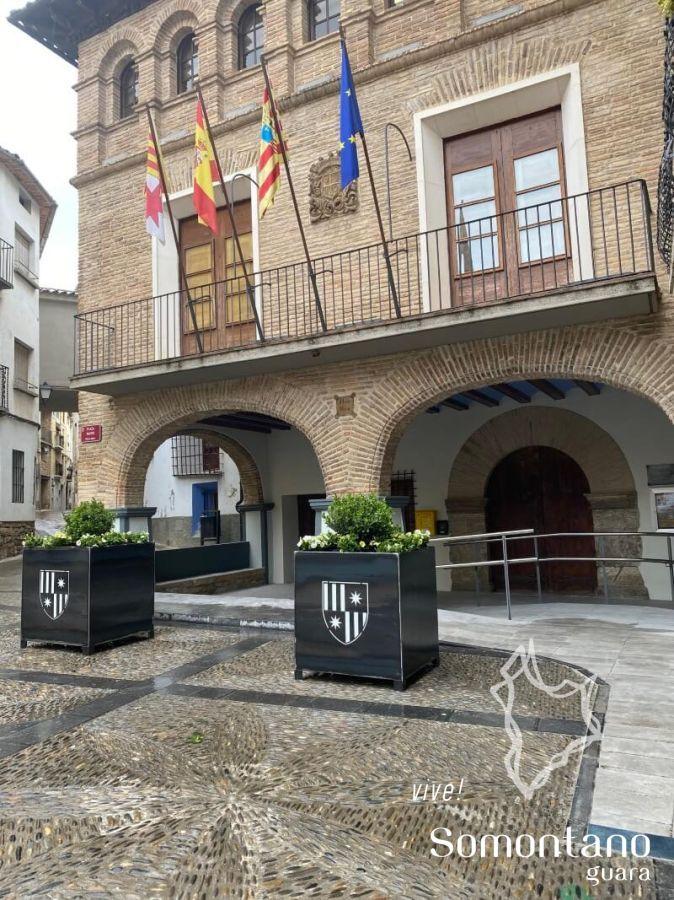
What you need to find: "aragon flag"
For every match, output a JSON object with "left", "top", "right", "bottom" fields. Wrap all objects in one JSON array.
[
  {"left": 193, "top": 97, "right": 218, "bottom": 234},
  {"left": 258, "top": 86, "right": 283, "bottom": 219},
  {"left": 144, "top": 130, "right": 165, "bottom": 244}
]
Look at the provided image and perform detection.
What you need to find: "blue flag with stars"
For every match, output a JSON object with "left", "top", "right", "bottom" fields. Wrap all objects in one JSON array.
[{"left": 339, "top": 38, "right": 363, "bottom": 190}]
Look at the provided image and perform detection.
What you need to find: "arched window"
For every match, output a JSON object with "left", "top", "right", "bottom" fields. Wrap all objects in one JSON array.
[
  {"left": 119, "top": 61, "right": 138, "bottom": 119},
  {"left": 238, "top": 4, "right": 264, "bottom": 70},
  {"left": 176, "top": 32, "right": 199, "bottom": 94},
  {"left": 307, "top": 0, "right": 340, "bottom": 40}
]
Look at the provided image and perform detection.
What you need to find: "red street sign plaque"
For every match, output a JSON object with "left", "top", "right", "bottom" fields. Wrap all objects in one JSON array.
[{"left": 80, "top": 424, "right": 103, "bottom": 444}]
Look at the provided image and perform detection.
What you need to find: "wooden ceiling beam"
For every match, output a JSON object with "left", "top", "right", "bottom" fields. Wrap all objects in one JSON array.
[
  {"left": 199, "top": 415, "right": 272, "bottom": 434},
  {"left": 529, "top": 379, "right": 566, "bottom": 400},
  {"left": 441, "top": 397, "right": 470, "bottom": 411},
  {"left": 493, "top": 383, "right": 530, "bottom": 404},
  {"left": 464, "top": 390, "right": 500, "bottom": 408},
  {"left": 574, "top": 380, "right": 601, "bottom": 396}
]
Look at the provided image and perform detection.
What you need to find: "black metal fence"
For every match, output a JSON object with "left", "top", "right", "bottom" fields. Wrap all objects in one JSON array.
[
  {"left": 0, "top": 239, "right": 13, "bottom": 289},
  {"left": 75, "top": 180, "right": 654, "bottom": 376}
]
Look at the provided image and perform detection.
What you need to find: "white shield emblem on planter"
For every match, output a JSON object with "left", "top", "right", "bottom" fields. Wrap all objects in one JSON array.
[
  {"left": 39, "top": 570, "right": 70, "bottom": 620},
  {"left": 322, "top": 581, "right": 369, "bottom": 645}
]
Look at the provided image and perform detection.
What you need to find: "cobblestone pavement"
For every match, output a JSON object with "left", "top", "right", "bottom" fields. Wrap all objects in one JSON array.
[{"left": 0, "top": 607, "right": 668, "bottom": 899}]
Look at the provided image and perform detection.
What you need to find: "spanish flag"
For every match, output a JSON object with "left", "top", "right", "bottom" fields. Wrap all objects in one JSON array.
[
  {"left": 144, "top": 130, "right": 165, "bottom": 244},
  {"left": 258, "top": 87, "right": 283, "bottom": 219},
  {"left": 193, "top": 97, "right": 218, "bottom": 234}
]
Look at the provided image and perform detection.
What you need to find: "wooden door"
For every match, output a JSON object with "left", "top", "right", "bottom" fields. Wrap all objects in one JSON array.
[
  {"left": 180, "top": 201, "right": 256, "bottom": 356},
  {"left": 444, "top": 109, "right": 569, "bottom": 306},
  {"left": 486, "top": 446, "right": 597, "bottom": 594}
]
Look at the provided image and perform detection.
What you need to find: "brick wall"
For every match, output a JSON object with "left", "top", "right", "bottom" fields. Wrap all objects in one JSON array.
[{"left": 72, "top": 0, "right": 674, "bottom": 504}]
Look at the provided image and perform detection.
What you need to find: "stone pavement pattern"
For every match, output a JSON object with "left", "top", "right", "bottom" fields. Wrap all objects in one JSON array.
[
  {"left": 435, "top": 604, "right": 674, "bottom": 840},
  {"left": 0, "top": 602, "right": 659, "bottom": 897}
]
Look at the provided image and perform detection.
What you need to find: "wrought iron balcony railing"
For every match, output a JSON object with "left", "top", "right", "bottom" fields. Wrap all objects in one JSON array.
[
  {"left": 0, "top": 239, "right": 13, "bottom": 289},
  {"left": 74, "top": 180, "right": 655, "bottom": 377},
  {"left": 0, "top": 365, "right": 8, "bottom": 410}
]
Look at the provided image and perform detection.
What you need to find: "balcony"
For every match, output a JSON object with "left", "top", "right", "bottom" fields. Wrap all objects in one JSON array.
[
  {"left": 73, "top": 181, "right": 657, "bottom": 395},
  {"left": 0, "top": 365, "right": 8, "bottom": 411},
  {"left": 0, "top": 239, "right": 13, "bottom": 290},
  {"left": 13, "top": 376, "right": 39, "bottom": 397}
]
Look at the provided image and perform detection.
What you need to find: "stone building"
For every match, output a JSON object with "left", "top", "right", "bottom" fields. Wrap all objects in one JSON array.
[
  {"left": 10, "top": 0, "right": 674, "bottom": 595},
  {"left": 0, "top": 146, "right": 56, "bottom": 558}
]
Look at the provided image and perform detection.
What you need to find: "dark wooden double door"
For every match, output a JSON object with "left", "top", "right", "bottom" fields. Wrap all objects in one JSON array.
[
  {"left": 179, "top": 202, "right": 256, "bottom": 356},
  {"left": 486, "top": 446, "right": 597, "bottom": 594},
  {"left": 444, "top": 108, "right": 570, "bottom": 304}
]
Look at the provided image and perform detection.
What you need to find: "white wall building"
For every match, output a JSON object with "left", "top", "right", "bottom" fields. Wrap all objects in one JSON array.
[
  {"left": 144, "top": 435, "right": 242, "bottom": 547},
  {"left": 39, "top": 289, "right": 79, "bottom": 513},
  {"left": 0, "top": 146, "right": 56, "bottom": 558}
]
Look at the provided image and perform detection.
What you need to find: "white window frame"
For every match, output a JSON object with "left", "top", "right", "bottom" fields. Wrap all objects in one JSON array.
[{"left": 413, "top": 64, "right": 590, "bottom": 310}]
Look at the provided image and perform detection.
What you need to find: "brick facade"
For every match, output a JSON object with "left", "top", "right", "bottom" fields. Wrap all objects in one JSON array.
[{"left": 71, "top": 0, "right": 674, "bottom": 506}]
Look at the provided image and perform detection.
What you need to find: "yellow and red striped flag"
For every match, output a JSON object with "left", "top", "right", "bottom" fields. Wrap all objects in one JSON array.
[
  {"left": 257, "top": 86, "right": 284, "bottom": 219},
  {"left": 144, "top": 130, "right": 165, "bottom": 244},
  {"left": 193, "top": 97, "right": 218, "bottom": 234}
]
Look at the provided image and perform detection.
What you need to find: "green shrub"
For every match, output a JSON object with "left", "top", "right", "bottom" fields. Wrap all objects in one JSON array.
[
  {"left": 659, "top": 0, "right": 674, "bottom": 15},
  {"left": 64, "top": 499, "right": 115, "bottom": 541},
  {"left": 22, "top": 502, "right": 150, "bottom": 550},
  {"left": 298, "top": 493, "right": 430, "bottom": 554},
  {"left": 324, "top": 494, "right": 395, "bottom": 543}
]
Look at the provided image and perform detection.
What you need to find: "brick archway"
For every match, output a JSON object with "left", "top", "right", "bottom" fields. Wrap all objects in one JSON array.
[
  {"left": 89, "top": 379, "right": 333, "bottom": 508},
  {"left": 445, "top": 407, "right": 645, "bottom": 596},
  {"left": 137, "top": 427, "right": 264, "bottom": 507},
  {"left": 372, "top": 326, "right": 674, "bottom": 494},
  {"left": 447, "top": 407, "right": 635, "bottom": 501}
]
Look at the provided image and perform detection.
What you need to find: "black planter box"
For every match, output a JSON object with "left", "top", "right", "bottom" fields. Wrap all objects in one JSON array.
[
  {"left": 21, "top": 544, "right": 155, "bottom": 654},
  {"left": 294, "top": 547, "right": 439, "bottom": 690}
]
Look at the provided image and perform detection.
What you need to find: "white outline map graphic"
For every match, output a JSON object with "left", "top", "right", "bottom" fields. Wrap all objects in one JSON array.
[{"left": 490, "top": 639, "right": 602, "bottom": 800}]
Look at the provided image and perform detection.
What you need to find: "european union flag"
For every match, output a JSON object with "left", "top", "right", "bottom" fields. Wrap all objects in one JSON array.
[{"left": 339, "top": 38, "right": 363, "bottom": 190}]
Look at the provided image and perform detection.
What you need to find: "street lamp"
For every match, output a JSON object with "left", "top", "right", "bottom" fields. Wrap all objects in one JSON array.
[{"left": 39, "top": 381, "right": 52, "bottom": 403}]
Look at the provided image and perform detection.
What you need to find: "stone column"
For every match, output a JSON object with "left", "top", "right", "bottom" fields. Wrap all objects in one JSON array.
[
  {"left": 586, "top": 492, "right": 647, "bottom": 598},
  {"left": 112, "top": 506, "right": 157, "bottom": 538},
  {"left": 445, "top": 497, "right": 488, "bottom": 591}
]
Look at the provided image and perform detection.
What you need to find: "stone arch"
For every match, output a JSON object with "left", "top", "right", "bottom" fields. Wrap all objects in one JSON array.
[
  {"left": 447, "top": 407, "right": 635, "bottom": 503},
  {"left": 372, "top": 326, "right": 674, "bottom": 494},
  {"left": 136, "top": 427, "right": 263, "bottom": 508},
  {"left": 154, "top": 5, "right": 201, "bottom": 56},
  {"left": 445, "top": 407, "right": 645, "bottom": 596},
  {"left": 215, "top": 0, "right": 243, "bottom": 25},
  {"left": 94, "top": 380, "right": 334, "bottom": 508},
  {"left": 96, "top": 33, "right": 142, "bottom": 81}
]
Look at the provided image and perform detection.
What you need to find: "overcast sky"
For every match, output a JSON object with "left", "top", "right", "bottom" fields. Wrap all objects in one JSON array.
[{"left": 0, "top": 1, "right": 78, "bottom": 289}]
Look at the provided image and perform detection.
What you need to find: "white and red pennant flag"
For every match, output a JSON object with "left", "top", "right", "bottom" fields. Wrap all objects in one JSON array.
[{"left": 144, "top": 130, "right": 166, "bottom": 244}]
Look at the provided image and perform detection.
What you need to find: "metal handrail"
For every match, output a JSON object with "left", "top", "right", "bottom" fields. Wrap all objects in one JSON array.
[
  {"left": 436, "top": 528, "right": 674, "bottom": 620},
  {"left": 73, "top": 180, "right": 655, "bottom": 376}
]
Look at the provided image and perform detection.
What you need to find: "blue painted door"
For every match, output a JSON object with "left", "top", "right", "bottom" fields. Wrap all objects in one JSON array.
[{"left": 192, "top": 482, "right": 218, "bottom": 535}]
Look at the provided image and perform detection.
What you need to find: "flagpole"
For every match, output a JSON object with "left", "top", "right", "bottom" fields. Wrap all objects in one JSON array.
[
  {"left": 260, "top": 56, "right": 328, "bottom": 333},
  {"left": 340, "top": 27, "right": 402, "bottom": 319},
  {"left": 146, "top": 107, "right": 204, "bottom": 353},
  {"left": 195, "top": 85, "right": 265, "bottom": 342}
]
